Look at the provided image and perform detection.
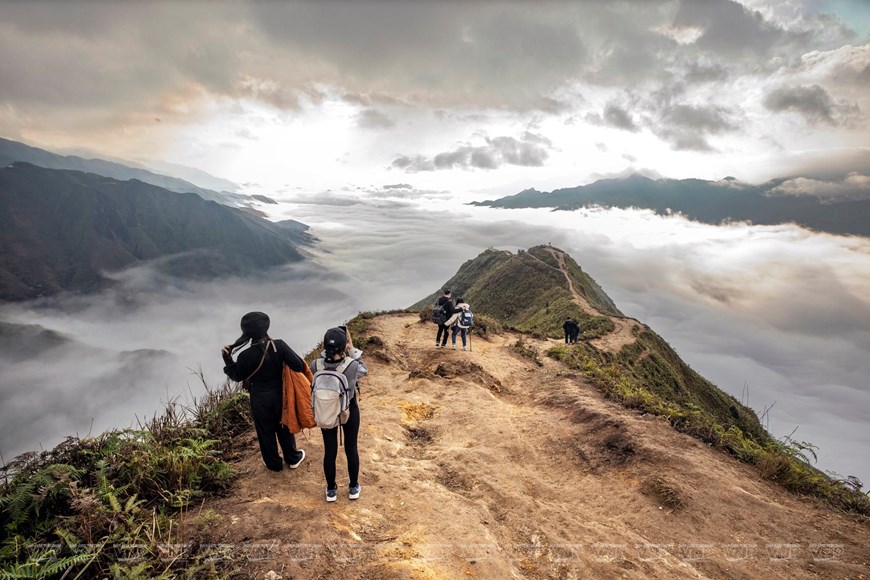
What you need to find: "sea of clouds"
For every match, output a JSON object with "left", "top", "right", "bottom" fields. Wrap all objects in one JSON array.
[{"left": 1, "top": 190, "right": 868, "bottom": 487}]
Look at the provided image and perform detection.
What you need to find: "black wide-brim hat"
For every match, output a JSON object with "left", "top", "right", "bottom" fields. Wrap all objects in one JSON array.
[{"left": 241, "top": 311, "right": 270, "bottom": 340}]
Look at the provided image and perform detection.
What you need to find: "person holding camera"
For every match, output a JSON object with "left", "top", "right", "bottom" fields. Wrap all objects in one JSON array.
[{"left": 311, "top": 325, "right": 367, "bottom": 502}]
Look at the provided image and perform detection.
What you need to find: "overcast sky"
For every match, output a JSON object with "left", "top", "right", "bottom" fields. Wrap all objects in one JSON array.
[
  {"left": 0, "top": 1, "right": 868, "bottom": 484},
  {"left": 1, "top": 0, "right": 869, "bottom": 195}
]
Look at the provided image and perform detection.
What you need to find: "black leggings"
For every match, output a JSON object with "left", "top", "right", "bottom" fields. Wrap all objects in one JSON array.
[
  {"left": 250, "top": 385, "right": 303, "bottom": 471},
  {"left": 321, "top": 397, "right": 360, "bottom": 489}
]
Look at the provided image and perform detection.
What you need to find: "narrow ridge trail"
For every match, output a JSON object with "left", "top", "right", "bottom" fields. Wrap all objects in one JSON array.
[
  {"left": 184, "top": 313, "right": 870, "bottom": 579},
  {"left": 543, "top": 247, "right": 640, "bottom": 353}
]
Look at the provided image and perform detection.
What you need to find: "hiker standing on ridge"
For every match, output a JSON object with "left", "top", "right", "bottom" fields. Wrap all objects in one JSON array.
[
  {"left": 570, "top": 318, "right": 582, "bottom": 344},
  {"left": 563, "top": 317, "right": 580, "bottom": 344},
  {"left": 221, "top": 312, "right": 307, "bottom": 472},
  {"left": 445, "top": 297, "right": 472, "bottom": 351},
  {"left": 433, "top": 288, "right": 455, "bottom": 348},
  {"left": 311, "top": 326, "right": 367, "bottom": 502}
]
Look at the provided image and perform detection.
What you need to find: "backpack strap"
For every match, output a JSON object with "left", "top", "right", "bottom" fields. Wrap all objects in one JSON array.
[
  {"left": 336, "top": 356, "right": 354, "bottom": 374},
  {"left": 242, "top": 340, "right": 272, "bottom": 387}
]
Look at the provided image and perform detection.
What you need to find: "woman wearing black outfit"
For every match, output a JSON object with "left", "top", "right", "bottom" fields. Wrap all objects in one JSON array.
[
  {"left": 222, "top": 311, "right": 306, "bottom": 472},
  {"left": 312, "top": 326, "right": 367, "bottom": 502}
]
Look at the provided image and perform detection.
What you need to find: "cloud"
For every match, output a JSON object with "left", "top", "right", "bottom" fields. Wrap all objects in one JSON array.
[
  {"left": 649, "top": 101, "right": 738, "bottom": 151},
  {"left": 2, "top": 194, "right": 869, "bottom": 488},
  {"left": 673, "top": 0, "right": 793, "bottom": 57},
  {"left": 603, "top": 103, "right": 639, "bottom": 132},
  {"left": 769, "top": 173, "right": 870, "bottom": 201},
  {"left": 392, "top": 133, "right": 552, "bottom": 173},
  {"left": 683, "top": 60, "right": 730, "bottom": 83},
  {"left": 763, "top": 84, "right": 839, "bottom": 124},
  {"left": 356, "top": 108, "right": 396, "bottom": 129}
]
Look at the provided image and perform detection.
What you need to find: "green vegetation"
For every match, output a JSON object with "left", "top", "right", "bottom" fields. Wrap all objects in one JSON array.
[
  {"left": 410, "top": 246, "right": 620, "bottom": 339},
  {"left": 511, "top": 339, "right": 543, "bottom": 367},
  {"left": 0, "top": 379, "right": 252, "bottom": 577},
  {"left": 547, "top": 339, "right": 870, "bottom": 516},
  {"left": 304, "top": 309, "right": 410, "bottom": 364}
]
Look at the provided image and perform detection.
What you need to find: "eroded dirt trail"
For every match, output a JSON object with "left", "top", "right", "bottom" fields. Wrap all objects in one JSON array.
[
  {"left": 185, "top": 313, "right": 870, "bottom": 579},
  {"left": 545, "top": 248, "right": 640, "bottom": 353}
]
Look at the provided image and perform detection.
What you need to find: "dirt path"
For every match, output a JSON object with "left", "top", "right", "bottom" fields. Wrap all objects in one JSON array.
[
  {"left": 184, "top": 313, "right": 870, "bottom": 579},
  {"left": 544, "top": 247, "right": 640, "bottom": 353}
]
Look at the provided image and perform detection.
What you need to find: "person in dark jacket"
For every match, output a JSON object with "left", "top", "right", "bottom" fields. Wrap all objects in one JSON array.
[
  {"left": 571, "top": 319, "right": 582, "bottom": 343},
  {"left": 435, "top": 289, "right": 455, "bottom": 348},
  {"left": 563, "top": 317, "right": 580, "bottom": 344},
  {"left": 222, "top": 311, "right": 306, "bottom": 472}
]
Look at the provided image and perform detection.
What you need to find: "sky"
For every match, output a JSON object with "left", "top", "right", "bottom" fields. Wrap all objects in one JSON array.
[
  {"left": 1, "top": 0, "right": 869, "bottom": 195},
  {"left": 0, "top": 1, "right": 869, "bottom": 484}
]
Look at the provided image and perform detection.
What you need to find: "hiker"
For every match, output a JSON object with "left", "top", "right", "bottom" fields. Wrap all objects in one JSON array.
[
  {"left": 311, "top": 326, "right": 367, "bottom": 502},
  {"left": 563, "top": 317, "right": 580, "bottom": 344},
  {"left": 221, "top": 312, "right": 306, "bottom": 472},
  {"left": 445, "top": 297, "right": 472, "bottom": 351},
  {"left": 570, "top": 319, "right": 582, "bottom": 344},
  {"left": 433, "top": 288, "right": 455, "bottom": 348}
]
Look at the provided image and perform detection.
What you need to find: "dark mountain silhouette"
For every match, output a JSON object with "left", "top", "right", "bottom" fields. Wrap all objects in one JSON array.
[
  {"left": 0, "top": 163, "right": 313, "bottom": 301},
  {"left": 0, "top": 137, "right": 248, "bottom": 207},
  {"left": 472, "top": 173, "right": 870, "bottom": 237}
]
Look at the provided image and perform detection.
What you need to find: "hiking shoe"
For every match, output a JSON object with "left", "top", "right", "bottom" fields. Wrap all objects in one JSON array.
[
  {"left": 326, "top": 487, "right": 338, "bottom": 502},
  {"left": 287, "top": 449, "right": 305, "bottom": 469},
  {"left": 348, "top": 484, "right": 361, "bottom": 500}
]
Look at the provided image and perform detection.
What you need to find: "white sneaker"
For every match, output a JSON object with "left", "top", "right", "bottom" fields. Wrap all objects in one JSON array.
[
  {"left": 326, "top": 487, "right": 338, "bottom": 502},
  {"left": 288, "top": 449, "right": 305, "bottom": 469},
  {"left": 348, "top": 484, "right": 361, "bottom": 500}
]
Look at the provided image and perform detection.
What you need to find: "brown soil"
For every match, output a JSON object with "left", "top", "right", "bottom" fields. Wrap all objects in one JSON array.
[{"left": 183, "top": 313, "right": 870, "bottom": 579}]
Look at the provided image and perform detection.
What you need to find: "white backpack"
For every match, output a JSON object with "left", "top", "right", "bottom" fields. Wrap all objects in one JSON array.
[{"left": 311, "top": 357, "right": 354, "bottom": 429}]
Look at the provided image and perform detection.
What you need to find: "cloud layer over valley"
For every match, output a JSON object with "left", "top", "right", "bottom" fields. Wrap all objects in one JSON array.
[{"left": 0, "top": 190, "right": 867, "bottom": 485}]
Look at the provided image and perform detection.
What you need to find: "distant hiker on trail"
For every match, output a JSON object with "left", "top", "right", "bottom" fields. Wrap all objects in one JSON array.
[
  {"left": 570, "top": 319, "right": 581, "bottom": 343},
  {"left": 433, "top": 288, "right": 455, "bottom": 348},
  {"left": 563, "top": 317, "right": 580, "bottom": 344},
  {"left": 311, "top": 325, "right": 367, "bottom": 502},
  {"left": 222, "top": 312, "right": 307, "bottom": 472},
  {"left": 445, "top": 297, "right": 473, "bottom": 351}
]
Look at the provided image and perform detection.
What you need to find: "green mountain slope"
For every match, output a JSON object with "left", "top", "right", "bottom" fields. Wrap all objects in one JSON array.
[
  {"left": 0, "top": 163, "right": 312, "bottom": 300},
  {"left": 411, "top": 245, "right": 621, "bottom": 338},
  {"left": 412, "top": 246, "right": 868, "bottom": 513},
  {"left": 414, "top": 245, "right": 768, "bottom": 458},
  {"left": 472, "top": 173, "right": 870, "bottom": 237}
]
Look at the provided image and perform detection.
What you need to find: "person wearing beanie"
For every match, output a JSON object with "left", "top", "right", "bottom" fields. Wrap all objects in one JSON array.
[
  {"left": 221, "top": 311, "right": 308, "bottom": 472},
  {"left": 311, "top": 325, "right": 367, "bottom": 502}
]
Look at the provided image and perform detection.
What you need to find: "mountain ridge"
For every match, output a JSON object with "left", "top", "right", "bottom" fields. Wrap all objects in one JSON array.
[
  {"left": 0, "top": 163, "right": 313, "bottom": 301},
  {"left": 472, "top": 173, "right": 870, "bottom": 237},
  {"left": 0, "top": 137, "right": 248, "bottom": 207}
]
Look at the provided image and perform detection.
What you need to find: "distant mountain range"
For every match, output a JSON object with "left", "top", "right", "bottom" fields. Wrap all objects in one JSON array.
[
  {"left": 0, "top": 163, "right": 312, "bottom": 301},
  {"left": 472, "top": 174, "right": 870, "bottom": 237},
  {"left": 0, "top": 137, "right": 251, "bottom": 207}
]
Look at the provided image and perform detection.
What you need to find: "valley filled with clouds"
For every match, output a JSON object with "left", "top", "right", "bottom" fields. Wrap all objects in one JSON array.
[
  {"left": 1, "top": 0, "right": 868, "bottom": 496},
  {"left": 2, "top": 191, "right": 867, "bottom": 486}
]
